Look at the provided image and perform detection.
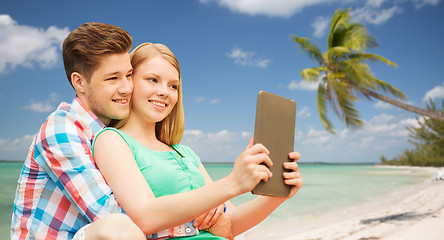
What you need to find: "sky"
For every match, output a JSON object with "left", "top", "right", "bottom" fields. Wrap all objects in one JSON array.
[{"left": 0, "top": 0, "right": 443, "bottom": 163}]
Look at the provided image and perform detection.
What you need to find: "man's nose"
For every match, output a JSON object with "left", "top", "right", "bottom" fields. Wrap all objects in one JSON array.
[{"left": 119, "top": 78, "right": 133, "bottom": 95}]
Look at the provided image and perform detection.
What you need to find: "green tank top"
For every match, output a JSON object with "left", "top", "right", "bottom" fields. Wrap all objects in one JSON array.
[{"left": 93, "top": 127, "right": 226, "bottom": 240}]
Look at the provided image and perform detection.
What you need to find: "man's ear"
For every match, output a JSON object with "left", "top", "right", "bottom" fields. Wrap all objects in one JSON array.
[{"left": 71, "top": 72, "right": 87, "bottom": 93}]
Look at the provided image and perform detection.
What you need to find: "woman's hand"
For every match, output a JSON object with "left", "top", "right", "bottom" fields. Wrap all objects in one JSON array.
[
  {"left": 207, "top": 213, "right": 233, "bottom": 240},
  {"left": 194, "top": 206, "right": 233, "bottom": 240},
  {"left": 283, "top": 152, "right": 304, "bottom": 198},
  {"left": 193, "top": 203, "right": 225, "bottom": 230},
  {"left": 228, "top": 138, "right": 273, "bottom": 194}
]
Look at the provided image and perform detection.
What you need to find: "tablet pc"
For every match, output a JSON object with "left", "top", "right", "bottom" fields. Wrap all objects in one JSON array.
[{"left": 251, "top": 91, "right": 297, "bottom": 197}]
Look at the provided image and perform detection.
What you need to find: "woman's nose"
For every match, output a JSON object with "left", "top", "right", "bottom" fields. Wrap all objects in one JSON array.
[{"left": 156, "top": 84, "right": 169, "bottom": 97}]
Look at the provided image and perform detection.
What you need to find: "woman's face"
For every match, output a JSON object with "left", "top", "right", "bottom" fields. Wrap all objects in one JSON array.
[{"left": 131, "top": 56, "right": 179, "bottom": 124}]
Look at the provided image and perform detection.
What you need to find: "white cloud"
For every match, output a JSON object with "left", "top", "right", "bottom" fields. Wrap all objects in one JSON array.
[
  {"left": 201, "top": 0, "right": 440, "bottom": 22},
  {"left": 307, "top": 129, "right": 332, "bottom": 145},
  {"left": 241, "top": 131, "right": 251, "bottom": 138},
  {"left": 364, "top": 114, "right": 419, "bottom": 137},
  {"left": 182, "top": 129, "right": 251, "bottom": 162},
  {"left": 23, "top": 101, "right": 54, "bottom": 113},
  {"left": 351, "top": 5, "right": 402, "bottom": 25},
  {"left": 288, "top": 80, "right": 318, "bottom": 91},
  {"left": 199, "top": 0, "right": 337, "bottom": 18},
  {"left": 373, "top": 100, "right": 393, "bottom": 110},
  {"left": 210, "top": 99, "right": 221, "bottom": 104},
  {"left": 413, "top": 0, "right": 441, "bottom": 9},
  {"left": 365, "top": 0, "right": 387, "bottom": 8},
  {"left": 312, "top": 16, "right": 330, "bottom": 38},
  {"left": 0, "top": 15, "right": 69, "bottom": 74},
  {"left": 195, "top": 96, "right": 222, "bottom": 104},
  {"left": 298, "top": 106, "right": 312, "bottom": 119},
  {"left": 374, "top": 99, "right": 417, "bottom": 111},
  {"left": 0, "top": 134, "right": 34, "bottom": 160},
  {"left": 295, "top": 113, "right": 419, "bottom": 162},
  {"left": 22, "top": 92, "right": 60, "bottom": 113},
  {"left": 195, "top": 96, "right": 207, "bottom": 103},
  {"left": 180, "top": 113, "right": 419, "bottom": 163},
  {"left": 423, "top": 82, "right": 444, "bottom": 102},
  {"left": 227, "top": 47, "right": 271, "bottom": 68}
]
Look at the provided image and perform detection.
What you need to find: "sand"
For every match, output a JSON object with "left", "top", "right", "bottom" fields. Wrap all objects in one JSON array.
[{"left": 240, "top": 166, "right": 444, "bottom": 240}]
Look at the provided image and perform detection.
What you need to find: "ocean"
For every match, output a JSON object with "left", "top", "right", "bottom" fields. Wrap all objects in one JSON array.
[{"left": 0, "top": 162, "right": 431, "bottom": 239}]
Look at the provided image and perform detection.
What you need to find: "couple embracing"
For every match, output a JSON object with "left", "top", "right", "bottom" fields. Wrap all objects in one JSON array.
[{"left": 11, "top": 22, "right": 303, "bottom": 240}]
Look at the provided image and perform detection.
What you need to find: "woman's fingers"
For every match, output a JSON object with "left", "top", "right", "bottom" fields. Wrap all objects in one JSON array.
[
  {"left": 245, "top": 137, "right": 254, "bottom": 150},
  {"left": 283, "top": 162, "right": 299, "bottom": 172},
  {"left": 194, "top": 204, "right": 225, "bottom": 229},
  {"left": 199, "top": 208, "right": 217, "bottom": 229},
  {"left": 285, "top": 175, "right": 304, "bottom": 187},
  {"left": 204, "top": 204, "right": 224, "bottom": 228},
  {"left": 193, "top": 214, "right": 205, "bottom": 228},
  {"left": 288, "top": 152, "right": 301, "bottom": 161},
  {"left": 283, "top": 171, "right": 300, "bottom": 179}
]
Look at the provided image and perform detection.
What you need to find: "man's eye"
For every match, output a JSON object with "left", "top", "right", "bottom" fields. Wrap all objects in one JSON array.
[
  {"left": 126, "top": 73, "right": 132, "bottom": 79},
  {"left": 148, "top": 78, "right": 157, "bottom": 83},
  {"left": 106, "top": 77, "right": 117, "bottom": 81}
]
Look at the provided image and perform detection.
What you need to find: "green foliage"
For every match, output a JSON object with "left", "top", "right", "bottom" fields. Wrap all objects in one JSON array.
[
  {"left": 380, "top": 100, "right": 444, "bottom": 167},
  {"left": 292, "top": 8, "right": 402, "bottom": 133}
]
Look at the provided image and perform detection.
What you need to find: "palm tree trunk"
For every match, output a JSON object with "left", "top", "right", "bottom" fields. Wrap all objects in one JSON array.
[{"left": 353, "top": 84, "right": 444, "bottom": 122}]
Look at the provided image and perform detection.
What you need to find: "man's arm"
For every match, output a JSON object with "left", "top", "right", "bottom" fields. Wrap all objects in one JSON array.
[{"left": 34, "top": 112, "right": 120, "bottom": 222}]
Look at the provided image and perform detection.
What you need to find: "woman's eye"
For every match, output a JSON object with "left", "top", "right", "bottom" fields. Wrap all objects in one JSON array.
[
  {"left": 170, "top": 84, "right": 178, "bottom": 90},
  {"left": 147, "top": 78, "right": 157, "bottom": 83},
  {"left": 126, "top": 73, "right": 132, "bottom": 79},
  {"left": 106, "top": 77, "right": 118, "bottom": 81}
]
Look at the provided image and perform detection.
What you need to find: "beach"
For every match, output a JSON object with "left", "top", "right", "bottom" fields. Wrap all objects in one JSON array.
[
  {"left": 1, "top": 163, "right": 442, "bottom": 239},
  {"left": 241, "top": 166, "right": 444, "bottom": 240}
]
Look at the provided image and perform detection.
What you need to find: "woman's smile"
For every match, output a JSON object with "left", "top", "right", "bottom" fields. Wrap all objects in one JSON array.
[{"left": 149, "top": 99, "right": 168, "bottom": 109}]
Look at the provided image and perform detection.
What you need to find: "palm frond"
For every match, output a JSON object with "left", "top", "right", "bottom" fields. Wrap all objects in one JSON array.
[
  {"left": 341, "top": 60, "right": 374, "bottom": 91},
  {"left": 328, "top": 9, "right": 351, "bottom": 49},
  {"left": 348, "top": 53, "right": 397, "bottom": 68},
  {"left": 327, "top": 46, "right": 351, "bottom": 62},
  {"left": 326, "top": 71, "right": 346, "bottom": 81},
  {"left": 329, "top": 80, "right": 363, "bottom": 129},
  {"left": 325, "top": 77, "right": 342, "bottom": 120},
  {"left": 328, "top": 8, "right": 378, "bottom": 51},
  {"left": 301, "top": 67, "right": 326, "bottom": 82},
  {"left": 373, "top": 78, "right": 407, "bottom": 100},
  {"left": 342, "top": 59, "right": 406, "bottom": 100},
  {"left": 317, "top": 82, "right": 335, "bottom": 133},
  {"left": 291, "top": 35, "right": 324, "bottom": 64},
  {"left": 344, "top": 24, "right": 378, "bottom": 51}
]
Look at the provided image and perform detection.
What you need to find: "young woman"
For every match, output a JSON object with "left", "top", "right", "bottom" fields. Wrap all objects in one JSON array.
[{"left": 92, "top": 42, "right": 303, "bottom": 239}]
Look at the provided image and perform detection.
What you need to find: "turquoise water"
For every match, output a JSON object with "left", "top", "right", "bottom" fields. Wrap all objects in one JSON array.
[
  {"left": 1, "top": 162, "right": 21, "bottom": 239},
  {"left": 0, "top": 162, "right": 430, "bottom": 239},
  {"left": 202, "top": 163, "right": 431, "bottom": 225}
]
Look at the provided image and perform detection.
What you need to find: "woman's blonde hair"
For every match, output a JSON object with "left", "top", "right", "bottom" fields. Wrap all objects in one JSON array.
[{"left": 125, "top": 42, "right": 184, "bottom": 146}]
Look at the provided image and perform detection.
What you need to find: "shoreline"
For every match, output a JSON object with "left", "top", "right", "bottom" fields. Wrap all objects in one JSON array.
[{"left": 241, "top": 166, "right": 444, "bottom": 240}]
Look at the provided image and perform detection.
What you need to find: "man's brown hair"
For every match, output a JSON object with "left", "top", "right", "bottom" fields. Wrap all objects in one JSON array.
[{"left": 62, "top": 22, "right": 132, "bottom": 86}]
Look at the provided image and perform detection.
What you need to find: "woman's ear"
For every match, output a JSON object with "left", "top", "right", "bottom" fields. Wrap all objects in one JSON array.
[{"left": 71, "top": 72, "right": 86, "bottom": 93}]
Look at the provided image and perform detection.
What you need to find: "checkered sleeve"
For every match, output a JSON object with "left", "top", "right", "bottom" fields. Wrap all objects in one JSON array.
[{"left": 34, "top": 110, "right": 121, "bottom": 223}]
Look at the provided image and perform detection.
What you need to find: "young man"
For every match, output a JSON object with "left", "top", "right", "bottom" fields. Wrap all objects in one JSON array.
[{"left": 10, "top": 22, "right": 145, "bottom": 240}]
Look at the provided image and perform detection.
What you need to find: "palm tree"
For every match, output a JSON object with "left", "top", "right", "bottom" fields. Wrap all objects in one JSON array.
[{"left": 292, "top": 8, "right": 444, "bottom": 134}]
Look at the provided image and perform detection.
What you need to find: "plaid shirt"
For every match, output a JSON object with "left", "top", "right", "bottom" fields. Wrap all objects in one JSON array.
[{"left": 11, "top": 98, "right": 122, "bottom": 240}]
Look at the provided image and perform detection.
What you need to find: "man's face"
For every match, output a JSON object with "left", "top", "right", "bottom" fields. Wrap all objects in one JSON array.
[{"left": 82, "top": 53, "right": 133, "bottom": 125}]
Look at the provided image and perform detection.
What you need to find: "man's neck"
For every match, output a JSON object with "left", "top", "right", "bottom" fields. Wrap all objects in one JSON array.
[{"left": 76, "top": 96, "right": 110, "bottom": 126}]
